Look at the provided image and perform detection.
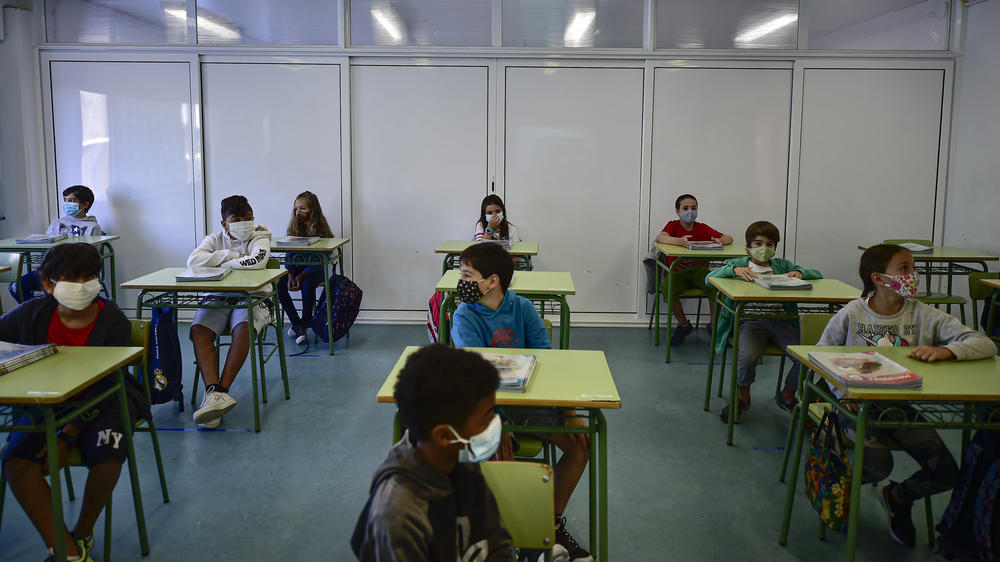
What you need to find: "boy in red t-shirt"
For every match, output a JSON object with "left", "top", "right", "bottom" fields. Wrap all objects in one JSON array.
[
  {"left": 655, "top": 194, "right": 734, "bottom": 345},
  {"left": 1, "top": 243, "right": 137, "bottom": 561}
]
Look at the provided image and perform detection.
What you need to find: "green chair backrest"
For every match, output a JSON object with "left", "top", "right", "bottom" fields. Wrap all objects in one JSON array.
[
  {"left": 128, "top": 319, "right": 149, "bottom": 370},
  {"left": 267, "top": 257, "right": 281, "bottom": 269},
  {"left": 800, "top": 313, "right": 835, "bottom": 346},
  {"left": 882, "top": 238, "right": 933, "bottom": 246},
  {"left": 481, "top": 461, "right": 555, "bottom": 551},
  {"left": 0, "top": 253, "right": 22, "bottom": 283},
  {"left": 970, "top": 272, "right": 1000, "bottom": 301}
]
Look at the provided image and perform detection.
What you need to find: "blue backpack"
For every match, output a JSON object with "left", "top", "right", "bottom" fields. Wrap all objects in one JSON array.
[
  {"left": 309, "top": 274, "right": 362, "bottom": 343},
  {"left": 148, "top": 307, "right": 185, "bottom": 411},
  {"left": 937, "top": 429, "right": 1000, "bottom": 561}
]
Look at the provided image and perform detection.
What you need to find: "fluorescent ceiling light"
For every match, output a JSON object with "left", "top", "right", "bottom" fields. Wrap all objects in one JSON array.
[
  {"left": 164, "top": 8, "right": 240, "bottom": 41},
  {"left": 371, "top": 8, "right": 403, "bottom": 42},
  {"left": 734, "top": 13, "right": 797, "bottom": 44},
  {"left": 564, "top": 10, "right": 596, "bottom": 44}
]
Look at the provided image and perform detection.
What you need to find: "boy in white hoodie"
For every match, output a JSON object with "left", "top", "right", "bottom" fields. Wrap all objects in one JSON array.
[
  {"left": 46, "top": 185, "right": 104, "bottom": 237},
  {"left": 187, "top": 195, "right": 272, "bottom": 428}
]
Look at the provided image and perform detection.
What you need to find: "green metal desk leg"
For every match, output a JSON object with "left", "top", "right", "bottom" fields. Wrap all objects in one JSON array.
[
  {"left": 703, "top": 293, "right": 722, "bottom": 411},
  {"left": 43, "top": 407, "right": 68, "bottom": 562},
  {"left": 727, "top": 303, "right": 743, "bottom": 445},
  {"left": 665, "top": 264, "right": 676, "bottom": 363},
  {"left": 588, "top": 410, "right": 597, "bottom": 557},
  {"left": 103, "top": 243, "right": 116, "bottom": 302},
  {"left": 596, "top": 409, "right": 608, "bottom": 562},
  {"left": 845, "top": 403, "right": 869, "bottom": 562},
  {"left": 246, "top": 295, "right": 262, "bottom": 432},
  {"left": 556, "top": 295, "right": 571, "bottom": 349},
  {"left": 392, "top": 411, "right": 403, "bottom": 444},
  {"left": 273, "top": 284, "right": 291, "bottom": 399},
  {"left": 322, "top": 253, "right": 334, "bottom": 355},
  {"left": 779, "top": 375, "right": 814, "bottom": 545},
  {"left": 116, "top": 370, "right": 150, "bottom": 554},
  {"left": 780, "top": 363, "right": 809, "bottom": 483},
  {"left": 653, "top": 260, "right": 662, "bottom": 345}
]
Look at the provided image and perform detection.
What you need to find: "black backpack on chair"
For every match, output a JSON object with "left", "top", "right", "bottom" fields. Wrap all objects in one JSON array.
[{"left": 309, "top": 274, "right": 362, "bottom": 343}]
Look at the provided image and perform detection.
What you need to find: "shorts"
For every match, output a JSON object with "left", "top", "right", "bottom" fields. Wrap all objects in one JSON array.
[
  {"left": 500, "top": 406, "right": 566, "bottom": 445},
  {"left": 661, "top": 266, "right": 712, "bottom": 301},
  {"left": 2, "top": 407, "right": 127, "bottom": 468},
  {"left": 192, "top": 296, "right": 271, "bottom": 336}
]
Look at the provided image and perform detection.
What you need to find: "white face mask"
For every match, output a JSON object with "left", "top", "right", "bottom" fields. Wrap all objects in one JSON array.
[
  {"left": 486, "top": 212, "right": 504, "bottom": 223},
  {"left": 52, "top": 279, "right": 101, "bottom": 310},
  {"left": 448, "top": 414, "right": 502, "bottom": 463},
  {"left": 228, "top": 221, "right": 255, "bottom": 241}
]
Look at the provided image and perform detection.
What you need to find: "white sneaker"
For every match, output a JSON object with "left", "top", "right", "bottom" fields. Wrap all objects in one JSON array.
[
  {"left": 198, "top": 416, "right": 221, "bottom": 429},
  {"left": 287, "top": 327, "right": 298, "bottom": 338},
  {"left": 295, "top": 333, "right": 307, "bottom": 345},
  {"left": 193, "top": 390, "right": 237, "bottom": 424}
]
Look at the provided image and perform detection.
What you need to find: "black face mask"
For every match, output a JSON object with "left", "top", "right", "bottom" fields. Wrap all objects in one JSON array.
[{"left": 456, "top": 278, "right": 487, "bottom": 304}]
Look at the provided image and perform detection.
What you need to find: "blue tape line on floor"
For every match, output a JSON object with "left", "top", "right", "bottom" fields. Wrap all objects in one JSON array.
[
  {"left": 753, "top": 446, "right": 786, "bottom": 451},
  {"left": 155, "top": 427, "right": 253, "bottom": 433},
  {"left": 687, "top": 362, "right": 722, "bottom": 365},
  {"left": 290, "top": 354, "right": 320, "bottom": 357}
]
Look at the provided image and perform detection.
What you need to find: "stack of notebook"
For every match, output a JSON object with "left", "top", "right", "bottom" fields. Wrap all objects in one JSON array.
[
  {"left": 479, "top": 352, "right": 537, "bottom": 393},
  {"left": 808, "top": 350, "right": 922, "bottom": 389},
  {"left": 0, "top": 342, "right": 58, "bottom": 375}
]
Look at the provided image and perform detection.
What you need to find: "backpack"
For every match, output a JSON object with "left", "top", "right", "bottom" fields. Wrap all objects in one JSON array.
[
  {"left": 937, "top": 429, "right": 1000, "bottom": 561},
  {"left": 310, "top": 274, "right": 362, "bottom": 343},
  {"left": 147, "top": 307, "right": 185, "bottom": 411},
  {"left": 427, "top": 291, "right": 448, "bottom": 343}
]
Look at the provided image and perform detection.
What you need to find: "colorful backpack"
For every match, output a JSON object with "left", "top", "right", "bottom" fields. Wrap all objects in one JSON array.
[{"left": 310, "top": 274, "right": 362, "bottom": 343}]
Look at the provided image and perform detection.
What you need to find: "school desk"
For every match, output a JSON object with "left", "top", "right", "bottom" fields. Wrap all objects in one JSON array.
[
  {"left": 121, "top": 268, "right": 288, "bottom": 432},
  {"left": 981, "top": 277, "right": 1000, "bottom": 345},
  {"left": 377, "top": 346, "right": 621, "bottom": 562},
  {"left": 779, "top": 346, "right": 1000, "bottom": 562},
  {"left": 0, "top": 235, "right": 120, "bottom": 301},
  {"left": 435, "top": 269, "right": 575, "bottom": 349},
  {"left": 269, "top": 237, "right": 350, "bottom": 355},
  {"left": 706, "top": 278, "right": 861, "bottom": 445},
  {"left": 435, "top": 240, "right": 540, "bottom": 274},
  {"left": 652, "top": 243, "right": 746, "bottom": 363},
  {"left": 0, "top": 346, "right": 147, "bottom": 561}
]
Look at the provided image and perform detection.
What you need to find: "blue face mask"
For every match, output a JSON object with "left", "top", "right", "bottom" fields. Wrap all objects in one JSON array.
[
  {"left": 679, "top": 209, "right": 697, "bottom": 224},
  {"left": 63, "top": 202, "right": 81, "bottom": 217}
]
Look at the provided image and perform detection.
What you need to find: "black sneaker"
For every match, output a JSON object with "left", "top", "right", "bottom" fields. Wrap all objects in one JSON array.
[
  {"left": 519, "top": 545, "right": 569, "bottom": 562},
  {"left": 555, "top": 516, "right": 593, "bottom": 562},
  {"left": 878, "top": 482, "right": 916, "bottom": 547},
  {"left": 705, "top": 323, "right": 713, "bottom": 334},
  {"left": 670, "top": 322, "right": 694, "bottom": 346},
  {"left": 719, "top": 398, "right": 751, "bottom": 423}
]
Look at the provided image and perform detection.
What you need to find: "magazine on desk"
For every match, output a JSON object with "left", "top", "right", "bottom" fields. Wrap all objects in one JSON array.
[
  {"left": 687, "top": 240, "right": 723, "bottom": 250},
  {"left": 175, "top": 266, "right": 233, "bottom": 282},
  {"left": 479, "top": 352, "right": 537, "bottom": 393},
  {"left": 275, "top": 236, "right": 321, "bottom": 247},
  {"left": 753, "top": 274, "right": 813, "bottom": 291},
  {"left": 808, "top": 350, "right": 922, "bottom": 389},
  {"left": 898, "top": 242, "right": 933, "bottom": 254},
  {"left": 15, "top": 233, "right": 67, "bottom": 244},
  {"left": 0, "top": 342, "right": 57, "bottom": 375}
]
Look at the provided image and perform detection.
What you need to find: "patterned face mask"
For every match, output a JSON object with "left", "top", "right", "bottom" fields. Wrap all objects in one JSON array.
[
  {"left": 456, "top": 278, "right": 488, "bottom": 304},
  {"left": 878, "top": 271, "right": 920, "bottom": 298}
]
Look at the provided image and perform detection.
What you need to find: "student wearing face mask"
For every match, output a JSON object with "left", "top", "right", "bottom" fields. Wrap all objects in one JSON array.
[
  {"left": 45, "top": 185, "right": 104, "bottom": 237},
  {"left": 817, "top": 244, "right": 994, "bottom": 547},
  {"left": 351, "top": 344, "right": 514, "bottom": 562},
  {"left": 706, "top": 221, "right": 823, "bottom": 422},
  {"left": 450, "top": 243, "right": 592, "bottom": 562},
  {"left": 278, "top": 191, "right": 334, "bottom": 345},
  {"left": 186, "top": 195, "right": 272, "bottom": 429},
  {"left": 475, "top": 195, "right": 522, "bottom": 244},
  {"left": 0, "top": 243, "right": 149, "bottom": 562}
]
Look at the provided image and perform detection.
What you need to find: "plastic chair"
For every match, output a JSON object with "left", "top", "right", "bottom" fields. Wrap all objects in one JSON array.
[
  {"left": 190, "top": 260, "right": 291, "bottom": 421},
  {"left": 0, "top": 252, "right": 24, "bottom": 313},
  {"left": 883, "top": 239, "right": 966, "bottom": 323},
  {"left": 648, "top": 288, "right": 711, "bottom": 331},
  {"left": 481, "top": 461, "right": 557, "bottom": 561},
  {"left": 970, "top": 272, "right": 999, "bottom": 331},
  {"left": 705, "top": 338, "right": 786, "bottom": 413}
]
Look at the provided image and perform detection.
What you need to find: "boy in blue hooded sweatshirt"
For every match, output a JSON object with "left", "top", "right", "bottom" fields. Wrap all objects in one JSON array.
[
  {"left": 706, "top": 220, "right": 823, "bottom": 422},
  {"left": 450, "top": 243, "right": 593, "bottom": 562}
]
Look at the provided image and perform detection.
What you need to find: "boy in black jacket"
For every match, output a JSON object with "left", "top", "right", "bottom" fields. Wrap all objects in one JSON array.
[
  {"left": 1, "top": 243, "right": 138, "bottom": 562},
  {"left": 352, "top": 344, "right": 515, "bottom": 562}
]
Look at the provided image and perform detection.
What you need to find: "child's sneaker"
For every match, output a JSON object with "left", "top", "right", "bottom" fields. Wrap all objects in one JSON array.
[
  {"left": 719, "top": 398, "right": 751, "bottom": 423},
  {"left": 878, "top": 482, "right": 916, "bottom": 547},
  {"left": 193, "top": 389, "right": 236, "bottom": 424},
  {"left": 670, "top": 322, "right": 694, "bottom": 345},
  {"left": 555, "top": 517, "right": 593, "bottom": 562},
  {"left": 775, "top": 393, "right": 798, "bottom": 413},
  {"left": 705, "top": 323, "right": 713, "bottom": 334},
  {"left": 519, "top": 545, "right": 569, "bottom": 562},
  {"left": 45, "top": 538, "right": 93, "bottom": 561},
  {"left": 198, "top": 416, "right": 222, "bottom": 429}
]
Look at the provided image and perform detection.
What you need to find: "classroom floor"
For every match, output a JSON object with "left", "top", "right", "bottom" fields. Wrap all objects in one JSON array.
[{"left": 0, "top": 323, "right": 958, "bottom": 561}]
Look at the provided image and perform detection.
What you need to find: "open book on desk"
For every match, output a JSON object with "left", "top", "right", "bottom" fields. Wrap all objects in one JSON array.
[
  {"left": 15, "top": 233, "right": 67, "bottom": 244},
  {"left": 275, "top": 236, "right": 320, "bottom": 247},
  {"left": 686, "top": 240, "right": 723, "bottom": 250},
  {"left": 808, "top": 350, "right": 922, "bottom": 389},
  {"left": 753, "top": 274, "right": 813, "bottom": 291},
  {"left": 479, "top": 352, "right": 537, "bottom": 393},
  {"left": 175, "top": 266, "right": 233, "bottom": 282}
]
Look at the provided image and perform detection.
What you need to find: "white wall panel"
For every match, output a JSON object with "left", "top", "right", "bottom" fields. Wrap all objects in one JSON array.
[
  {"left": 351, "top": 65, "right": 488, "bottom": 311},
  {"left": 202, "top": 63, "right": 343, "bottom": 248},
  {"left": 504, "top": 66, "right": 643, "bottom": 314},
  {"left": 796, "top": 68, "right": 944, "bottom": 286},
  {"left": 50, "top": 61, "right": 197, "bottom": 309}
]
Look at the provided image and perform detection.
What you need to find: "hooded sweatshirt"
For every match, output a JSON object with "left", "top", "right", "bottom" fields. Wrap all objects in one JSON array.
[
  {"left": 450, "top": 289, "right": 550, "bottom": 349},
  {"left": 187, "top": 225, "right": 273, "bottom": 296},
  {"left": 351, "top": 433, "right": 514, "bottom": 562},
  {"left": 46, "top": 214, "right": 103, "bottom": 237}
]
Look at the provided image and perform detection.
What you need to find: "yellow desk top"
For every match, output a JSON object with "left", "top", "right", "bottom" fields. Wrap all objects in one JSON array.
[
  {"left": 270, "top": 237, "right": 350, "bottom": 252},
  {"left": 436, "top": 270, "right": 575, "bottom": 295},
  {"left": 121, "top": 267, "right": 286, "bottom": 292},
  {"left": 654, "top": 242, "right": 746, "bottom": 260},
  {"left": 708, "top": 278, "right": 861, "bottom": 303},
  {"left": 0, "top": 266, "right": 9, "bottom": 274},
  {"left": 857, "top": 244, "right": 998, "bottom": 262},
  {"left": 981, "top": 278, "right": 1000, "bottom": 291},
  {"left": 0, "top": 346, "right": 142, "bottom": 405},
  {"left": 0, "top": 235, "right": 120, "bottom": 251},
  {"left": 435, "top": 240, "right": 540, "bottom": 257},
  {"left": 377, "top": 346, "right": 621, "bottom": 409},
  {"left": 787, "top": 345, "right": 1000, "bottom": 402}
]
